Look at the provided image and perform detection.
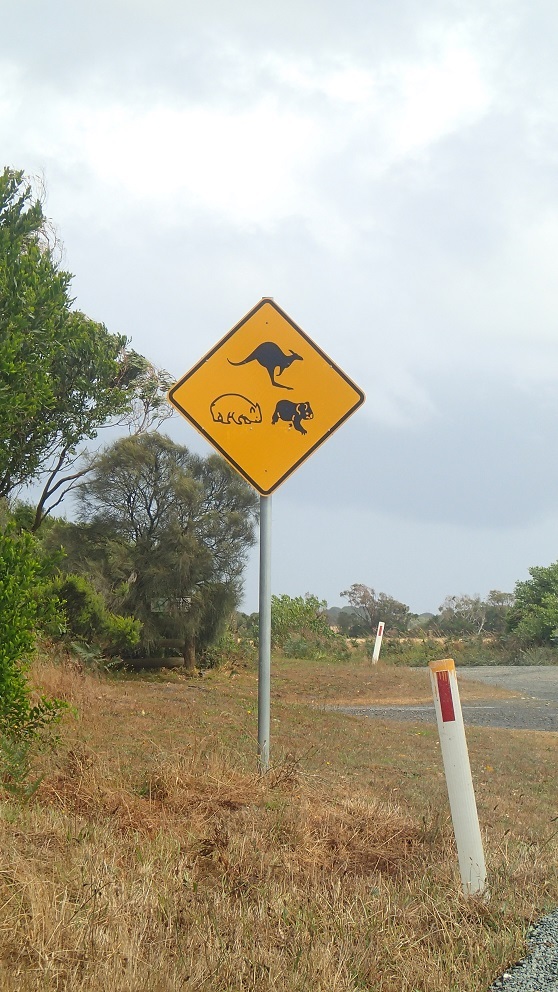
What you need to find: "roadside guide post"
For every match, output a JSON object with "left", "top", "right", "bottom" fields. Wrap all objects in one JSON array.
[
  {"left": 371, "top": 621, "right": 385, "bottom": 664},
  {"left": 429, "top": 658, "right": 487, "bottom": 896},
  {"left": 168, "top": 298, "right": 365, "bottom": 773}
]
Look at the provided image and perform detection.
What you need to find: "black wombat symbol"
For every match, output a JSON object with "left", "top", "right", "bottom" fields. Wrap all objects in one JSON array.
[
  {"left": 272, "top": 400, "right": 314, "bottom": 435},
  {"left": 210, "top": 394, "right": 262, "bottom": 425},
  {"left": 228, "top": 341, "right": 303, "bottom": 389}
]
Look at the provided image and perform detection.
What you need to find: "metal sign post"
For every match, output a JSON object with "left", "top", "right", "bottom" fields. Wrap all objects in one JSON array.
[
  {"left": 168, "top": 299, "right": 365, "bottom": 771},
  {"left": 258, "top": 495, "right": 272, "bottom": 773}
]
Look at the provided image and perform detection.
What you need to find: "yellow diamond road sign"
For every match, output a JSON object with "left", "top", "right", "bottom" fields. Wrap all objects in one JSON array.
[{"left": 168, "top": 299, "right": 365, "bottom": 496}]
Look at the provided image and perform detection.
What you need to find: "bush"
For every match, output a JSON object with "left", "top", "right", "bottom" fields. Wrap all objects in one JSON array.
[
  {"left": 0, "top": 528, "right": 67, "bottom": 799},
  {"left": 283, "top": 635, "right": 312, "bottom": 658},
  {"left": 101, "top": 612, "right": 142, "bottom": 656},
  {"left": 271, "top": 594, "right": 334, "bottom": 649},
  {"left": 48, "top": 574, "right": 142, "bottom": 657},
  {"left": 283, "top": 633, "right": 351, "bottom": 661},
  {"left": 201, "top": 629, "right": 257, "bottom": 669},
  {"left": 0, "top": 531, "right": 40, "bottom": 732},
  {"left": 374, "top": 635, "right": 558, "bottom": 667},
  {"left": 49, "top": 574, "right": 106, "bottom": 641},
  {"left": 0, "top": 730, "right": 44, "bottom": 801},
  {"left": 0, "top": 528, "right": 66, "bottom": 735},
  {"left": 374, "top": 638, "right": 448, "bottom": 666},
  {"left": 506, "top": 561, "right": 558, "bottom": 644},
  {"left": 509, "top": 644, "right": 558, "bottom": 666}
]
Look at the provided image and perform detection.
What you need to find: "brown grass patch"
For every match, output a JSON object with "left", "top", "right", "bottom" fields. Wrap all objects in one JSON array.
[{"left": 0, "top": 652, "right": 555, "bottom": 990}]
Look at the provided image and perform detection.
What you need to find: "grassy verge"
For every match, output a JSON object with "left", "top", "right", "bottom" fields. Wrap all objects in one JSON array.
[
  {"left": 0, "top": 651, "right": 556, "bottom": 991},
  {"left": 379, "top": 636, "right": 558, "bottom": 667}
]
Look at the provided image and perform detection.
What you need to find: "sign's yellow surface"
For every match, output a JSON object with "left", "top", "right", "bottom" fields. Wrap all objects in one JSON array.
[{"left": 168, "top": 299, "right": 365, "bottom": 495}]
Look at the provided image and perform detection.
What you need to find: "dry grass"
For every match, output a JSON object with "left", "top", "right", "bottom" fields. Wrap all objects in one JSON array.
[{"left": 0, "top": 652, "right": 556, "bottom": 990}]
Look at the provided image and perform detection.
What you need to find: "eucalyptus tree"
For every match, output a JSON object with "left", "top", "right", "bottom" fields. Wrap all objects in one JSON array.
[
  {"left": 0, "top": 167, "right": 171, "bottom": 530},
  {"left": 435, "top": 591, "right": 513, "bottom": 637},
  {"left": 70, "top": 433, "right": 259, "bottom": 669},
  {"left": 340, "top": 583, "right": 412, "bottom": 635}
]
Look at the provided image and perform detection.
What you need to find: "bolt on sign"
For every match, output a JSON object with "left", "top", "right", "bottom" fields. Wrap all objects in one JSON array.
[{"left": 168, "top": 298, "right": 365, "bottom": 495}]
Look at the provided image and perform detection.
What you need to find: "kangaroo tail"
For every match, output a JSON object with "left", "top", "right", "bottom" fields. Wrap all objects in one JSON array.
[{"left": 228, "top": 358, "right": 247, "bottom": 366}]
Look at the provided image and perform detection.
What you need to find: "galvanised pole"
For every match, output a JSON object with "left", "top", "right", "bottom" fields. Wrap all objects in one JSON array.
[{"left": 258, "top": 494, "right": 272, "bottom": 773}]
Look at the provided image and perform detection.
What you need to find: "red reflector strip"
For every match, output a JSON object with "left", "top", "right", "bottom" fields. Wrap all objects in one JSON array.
[{"left": 436, "top": 670, "right": 455, "bottom": 722}]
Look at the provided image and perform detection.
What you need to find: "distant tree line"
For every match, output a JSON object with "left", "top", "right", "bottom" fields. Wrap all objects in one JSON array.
[{"left": 325, "top": 578, "right": 558, "bottom": 650}]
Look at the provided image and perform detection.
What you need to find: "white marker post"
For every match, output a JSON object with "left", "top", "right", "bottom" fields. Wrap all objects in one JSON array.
[
  {"left": 371, "top": 621, "right": 385, "bottom": 664},
  {"left": 428, "top": 659, "right": 487, "bottom": 897}
]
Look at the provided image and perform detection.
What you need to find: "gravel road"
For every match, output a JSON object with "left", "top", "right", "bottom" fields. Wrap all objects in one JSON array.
[
  {"left": 458, "top": 665, "right": 558, "bottom": 704},
  {"left": 332, "top": 666, "right": 558, "bottom": 732}
]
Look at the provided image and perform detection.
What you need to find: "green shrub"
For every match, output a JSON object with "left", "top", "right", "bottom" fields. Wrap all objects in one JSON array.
[
  {"left": 100, "top": 612, "right": 142, "bottom": 656},
  {"left": 507, "top": 561, "right": 558, "bottom": 644},
  {"left": 202, "top": 629, "right": 257, "bottom": 669},
  {"left": 0, "top": 731, "right": 44, "bottom": 801},
  {"left": 512, "top": 645, "right": 558, "bottom": 666},
  {"left": 283, "top": 633, "right": 351, "bottom": 661},
  {"left": 271, "top": 594, "right": 334, "bottom": 649},
  {"left": 317, "top": 637, "right": 351, "bottom": 661},
  {"left": 49, "top": 574, "right": 106, "bottom": 641},
  {"left": 375, "top": 638, "right": 447, "bottom": 666},
  {"left": 0, "top": 528, "right": 65, "bottom": 735},
  {"left": 48, "top": 574, "right": 142, "bottom": 657},
  {"left": 0, "top": 528, "right": 67, "bottom": 798},
  {"left": 283, "top": 635, "right": 312, "bottom": 658},
  {"left": 373, "top": 635, "right": 557, "bottom": 667}
]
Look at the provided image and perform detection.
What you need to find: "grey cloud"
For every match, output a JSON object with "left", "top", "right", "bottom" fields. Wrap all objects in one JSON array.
[
  {"left": 0, "top": 1, "right": 516, "bottom": 101},
  {"left": 279, "top": 368, "right": 558, "bottom": 530},
  {"left": 4, "top": 0, "right": 558, "bottom": 619}
]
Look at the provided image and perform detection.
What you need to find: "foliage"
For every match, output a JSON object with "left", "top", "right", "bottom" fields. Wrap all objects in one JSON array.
[
  {"left": 334, "top": 606, "right": 367, "bottom": 636},
  {"left": 374, "top": 635, "right": 550, "bottom": 667},
  {"left": 0, "top": 526, "right": 66, "bottom": 739},
  {"left": 201, "top": 626, "right": 257, "bottom": 669},
  {"left": 101, "top": 613, "right": 143, "bottom": 656},
  {"left": 0, "top": 167, "right": 171, "bottom": 530},
  {"left": 340, "top": 584, "right": 412, "bottom": 635},
  {"left": 48, "top": 574, "right": 141, "bottom": 656},
  {"left": 190, "top": 582, "right": 239, "bottom": 661},
  {"left": 116, "top": 349, "right": 174, "bottom": 435},
  {"left": 0, "top": 731, "right": 43, "bottom": 801},
  {"left": 434, "top": 591, "right": 513, "bottom": 637},
  {"left": 506, "top": 561, "right": 558, "bottom": 645},
  {"left": 374, "top": 638, "right": 451, "bottom": 666},
  {"left": 512, "top": 645, "right": 558, "bottom": 665},
  {"left": 49, "top": 574, "right": 106, "bottom": 640},
  {"left": 283, "top": 635, "right": 313, "bottom": 658},
  {"left": 235, "top": 611, "right": 259, "bottom": 640},
  {"left": 283, "top": 633, "right": 350, "bottom": 661},
  {"left": 484, "top": 590, "right": 515, "bottom": 633},
  {"left": 270, "top": 593, "right": 334, "bottom": 649},
  {"left": 45, "top": 434, "right": 259, "bottom": 669}
]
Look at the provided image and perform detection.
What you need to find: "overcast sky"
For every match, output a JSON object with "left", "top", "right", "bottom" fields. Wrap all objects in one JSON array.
[{"left": 3, "top": 0, "right": 558, "bottom": 614}]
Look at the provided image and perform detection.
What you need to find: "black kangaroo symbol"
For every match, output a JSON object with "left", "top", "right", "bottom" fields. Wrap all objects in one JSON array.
[{"left": 228, "top": 341, "right": 303, "bottom": 389}]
